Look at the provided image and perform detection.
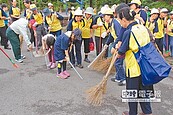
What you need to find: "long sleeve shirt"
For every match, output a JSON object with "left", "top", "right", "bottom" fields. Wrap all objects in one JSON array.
[{"left": 10, "top": 18, "right": 31, "bottom": 46}]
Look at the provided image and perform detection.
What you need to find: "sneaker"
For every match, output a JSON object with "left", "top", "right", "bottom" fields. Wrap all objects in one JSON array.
[
  {"left": 111, "top": 78, "right": 121, "bottom": 83},
  {"left": 84, "top": 58, "right": 91, "bottom": 63},
  {"left": 63, "top": 71, "right": 70, "bottom": 77},
  {"left": 15, "top": 58, "right": 23, "bottom": 63},
  {"left": 76, "top": 64, "right": 83, "bottom": 68},
  {"left": 47, "top": 62, "right": 52, "bottom": 68},
  {"left": 57, "top": 72, "right": 68, "bottom": 79},
  {"left": 21, "top": 55, "right": 26, "bottom": 59},
  {"left": 4, "top": 46, "right": 11, "bottom": 50},
  {"left": 118, "top": 80, "right": 126, "bottom": 86},
  {"left": 50, "top": 63, "right": 56, "bottom": 69}
]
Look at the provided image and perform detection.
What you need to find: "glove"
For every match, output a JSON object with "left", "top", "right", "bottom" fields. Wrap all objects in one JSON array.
[
  {"left": 101, "top": 32, "right": 107, "bottom": 38},
  {"left": 98, "top": 22, "right": 103, "bottom": 26}
]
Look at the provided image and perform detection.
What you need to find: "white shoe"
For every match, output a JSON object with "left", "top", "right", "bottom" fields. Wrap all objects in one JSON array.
[{"left": 15, "top": 59, "right": 23, "bottom": 63}]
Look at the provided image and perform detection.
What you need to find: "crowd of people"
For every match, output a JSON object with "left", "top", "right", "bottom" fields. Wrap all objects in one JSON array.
[{"left": 0, "top": 0, "right": 173, "bottom": 114}]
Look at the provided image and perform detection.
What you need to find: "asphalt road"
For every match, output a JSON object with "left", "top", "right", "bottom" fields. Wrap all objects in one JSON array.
[{"left": 0, "top": 44, "right": 173, "bottom": 115}]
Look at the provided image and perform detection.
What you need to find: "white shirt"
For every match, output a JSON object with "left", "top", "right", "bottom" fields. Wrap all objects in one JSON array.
[{"left": 10, "top": 18, "right": 31, "bottom": 46}]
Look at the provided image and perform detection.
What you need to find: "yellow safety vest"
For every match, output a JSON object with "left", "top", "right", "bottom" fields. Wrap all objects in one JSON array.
[
  {"left": 12, "top": 7, "right": 20, "bottom": 16},
  {"left": 145, "top": 19, "right": 155, "bottom": 34},
  {"left": 0, "top": 10, "right": 5, "bottom": 27},
  {"left": 33, "top": 12, "right": 43, "bottom": 25},
  {"left": 72, "top": 19, "right": 84, "bottom": 30},
  {"left": 46, "top": 13, "right": 62, "bottom": 32},
  {"left": 167, "top": 19, "right": 173, "bottom": 36},
  {"left": 125, "top": 24, "right": 150, "bottom": 78},
  {"left": 26, "top": 9, "right": 32, "bottom": 20},
  {"left": 155, "top": 18, "right": 164, "bottom": 39},
  {"left": 94, "top": 17, "right": 108, "bottom": 37},
  {"left": 82, "top": 17, "right": 92, "bottom": 38}
]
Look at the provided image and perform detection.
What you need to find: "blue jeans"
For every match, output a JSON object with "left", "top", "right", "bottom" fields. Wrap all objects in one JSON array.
[
  {"left": 114, "top": 57, "right": 126, "bottom": 81},
  {"left": 169, "top": 35, "right": 173, "bottom": 57}
]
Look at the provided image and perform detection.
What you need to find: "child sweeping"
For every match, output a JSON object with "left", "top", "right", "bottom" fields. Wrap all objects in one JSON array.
[
  {"left": 42, "top": 34, "right": 56, "bottom": 69},
  {"left": 54, "top": 28, "right": 82, "bottom": 79}
]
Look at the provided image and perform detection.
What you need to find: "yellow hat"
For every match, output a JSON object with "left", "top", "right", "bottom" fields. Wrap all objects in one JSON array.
[
  {"left": 30, "top": 4, "right": 37, "bottom": 11},
  {"left": 128, "top": 0, "right": 141, "bottom": 6}
]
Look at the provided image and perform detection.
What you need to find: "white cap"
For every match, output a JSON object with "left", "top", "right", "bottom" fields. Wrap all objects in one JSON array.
[
  {"left": 84, "top": 7, "right": 94, "bottom": 15},
  {"left": 150, "top": 8, "right": 159, "bottom": 15},
  {"left": 111, "top": 4, "right": 117, "bottom": 12},
  {"left": 100, "top": 6, "right": 107, "bottom": 14},
  {"left": 65, "top": 31, "right": 72, "bottom": 37},
  {"left": 71, "top": 6, "right": 75, "bottom": 10},
  {"left": 169, "top": 11, "right": 173, "bottom": 15},
  {"left": 160, "top": 8, "right": 168, "bottom": 13},
  {"left": 74, "top": 9, "right": 83, "bottom": 16},
  {"left": 48, "top": 3, "right": 53, "bottom": 6}
]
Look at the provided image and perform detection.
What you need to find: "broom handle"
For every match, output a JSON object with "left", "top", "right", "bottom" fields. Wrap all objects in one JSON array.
[
  {"left": 0, "top": 47, "right": 11, "bottom": 59},
  {"left": 105, "top": 49, "right": 118, "bottom": 78}
]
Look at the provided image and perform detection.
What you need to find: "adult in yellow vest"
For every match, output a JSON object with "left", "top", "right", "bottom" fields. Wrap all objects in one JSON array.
[
  {"left": 81, "top": 7, "right": 94, "bottom": 63},
  {"left": 117, "top": 7, "right": 153, "bottom": 115},
  {"left": 67, "top": 9, "right": 84, "bottom": 68},
  {"left": 92, "top": 6, "right": 110, "bottom": 56},
  {"left": 30, "top": 4, "right": 47, "bottom": 47},
  {"left": 9, "top": 0, "right": 20, "bottom": 22},
  {"left": 0, "top": 7, "right": 10, "bottom": 49},
  {"left": 145, "top": 8, "right": 159, "bottom": 36},
  {"left": 155, "top": 8, "right": 168, "bottom": 54},
  {"left": 128, "top": 0, "right": 147, "bottom": 26},
  {"left": 43, "top": 8, "right": 64, "bottom": 37}
]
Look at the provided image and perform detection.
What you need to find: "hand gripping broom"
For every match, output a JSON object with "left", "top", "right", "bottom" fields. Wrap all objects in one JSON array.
[
  {"left": 86, "top": 50, "right": 118, "bottom": 106},
  {"left": 0, "top": 48, "right": 19, "bottom": 68}
]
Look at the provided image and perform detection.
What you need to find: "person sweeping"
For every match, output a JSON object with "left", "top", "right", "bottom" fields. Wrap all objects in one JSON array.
[
  {"left": 54, "top": 28, "right": 82, "bottom": 79},
  {"left": 6, "top": 18, "right": 32, "bottom": 63}
]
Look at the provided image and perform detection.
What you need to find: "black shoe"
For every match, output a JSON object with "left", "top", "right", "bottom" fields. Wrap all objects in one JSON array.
[
  {"left": 4, "top": 46, "right": 11, "bottom": 50},
  {"left": 76, "top": 64, "right": 83, "bottom": 68},
  {"left": 111, "top": 78, "right": 121, "bottom": 82},
  {"left": 84, "top": 58, "right": 91, "bottom": 63},
  {"left": 118, "top": 80, "right": 126, "bottom": 86}
]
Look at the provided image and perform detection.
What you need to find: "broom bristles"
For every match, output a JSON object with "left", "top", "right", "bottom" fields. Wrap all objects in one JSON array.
[
  {"left": 89, "top": 51, "right": 116, "bottom": 74},
  {"left": 86, "top": 77, "right": 108, "bottom": 106}
]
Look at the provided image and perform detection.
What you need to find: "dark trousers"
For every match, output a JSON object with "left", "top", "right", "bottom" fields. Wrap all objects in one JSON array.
[
  {"left": 95, "top": 36, "right": 108, "bottom": 56},
  {"left": 155, "top": 38, "right": 163, "bottom": 54},
  {"left": 0, "top": 26, "right": 8, "bottom": 47},
  {"left": 36, "top": 24, "right": 47, "bottom": 47},
  {"left": 126, "top": 76, "right": 152, "bottom": 115},
  {"left": 82, "top": 38, "right": 90, "bottom": 54},
  {"left": 6, "top": 27, "right": 21, "bottom": 60},
  {"left": 70, "top": 40, "right": 82, "bottom": 65}
]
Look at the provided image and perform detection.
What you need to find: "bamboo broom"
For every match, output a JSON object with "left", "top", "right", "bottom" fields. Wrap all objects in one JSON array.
[
  {"left": 86, "top": 50, "right": 118, "bottom": 106},
  {"left": 88, "top": 48, "right": 116, "bottom": 74}
]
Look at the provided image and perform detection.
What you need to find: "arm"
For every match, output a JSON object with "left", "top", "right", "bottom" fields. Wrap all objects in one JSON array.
[
  {"left": 67, "top": 19, "right": 73, "bottom": 31},
  {"left": 56, "top": 12, "right": 64, "bottom": 20}
]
